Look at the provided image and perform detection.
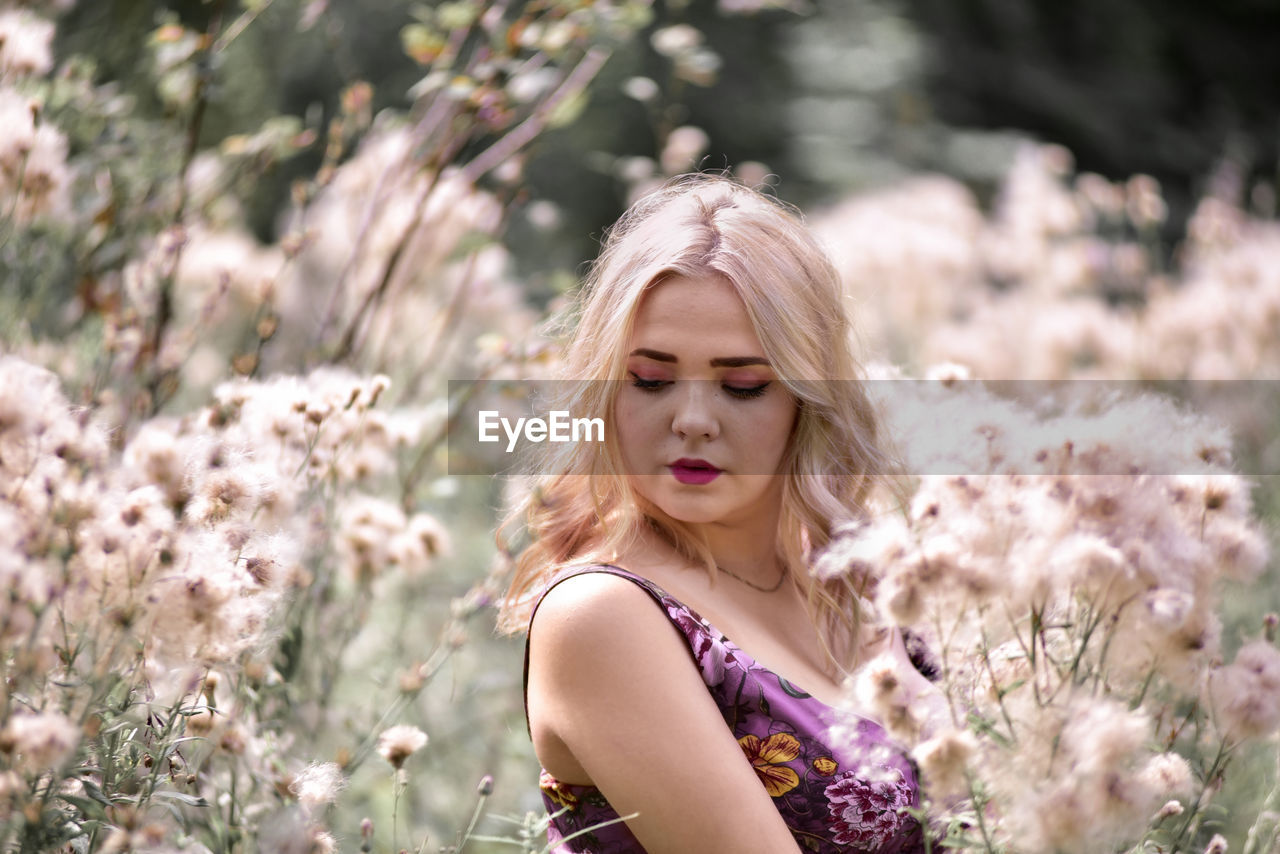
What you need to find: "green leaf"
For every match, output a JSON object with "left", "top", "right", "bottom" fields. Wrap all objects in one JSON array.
[
  {"left": 547, "top": 90, "right": 588, "bottom": 129},
  {"left": 402, "top": 23, "right": 445, "bottom": 65},
  {"left": 966, "top": 711, "right": 1012, "bottom": 748},
  {"left": 996, "top": 678, "right": 1026, "bottom": 699},
  {"left": 151, "top": 790, "right": 211, "bottom": 808},
  {"left": 162, "top": 736, "right": 208, "bottom": 755},
  {"left": 437, "top": 1, "right": 479, "bottom": 30},
  {"left": 79, "top": 779, "right": 115, "bottom": 808},
  {"left": 57, "top": 795, "right": 107, "bottom": 822}
]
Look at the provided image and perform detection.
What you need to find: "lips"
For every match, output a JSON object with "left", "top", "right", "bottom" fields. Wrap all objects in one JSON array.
[{"left": 670, "top": 458, "right": 722, "bottom": 485}]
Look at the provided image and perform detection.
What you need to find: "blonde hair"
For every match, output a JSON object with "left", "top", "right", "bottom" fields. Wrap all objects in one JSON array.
[{"left": 496, "top": 174, "right": 897, "bottom": 670}]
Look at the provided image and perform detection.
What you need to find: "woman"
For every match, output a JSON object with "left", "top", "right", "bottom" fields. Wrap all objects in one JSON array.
[{"left": 498, "top": 175, "right": 934, "bottom": 853}]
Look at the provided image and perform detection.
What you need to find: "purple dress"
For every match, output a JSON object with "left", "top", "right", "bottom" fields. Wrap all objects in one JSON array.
[{"left": 525, "top": 566, "right": 927, "bottom": 853}]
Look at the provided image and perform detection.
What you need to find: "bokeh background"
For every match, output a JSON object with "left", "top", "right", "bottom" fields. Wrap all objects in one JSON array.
[{"left": 2, "top": 0, "right": 1279, "bottom": 851}]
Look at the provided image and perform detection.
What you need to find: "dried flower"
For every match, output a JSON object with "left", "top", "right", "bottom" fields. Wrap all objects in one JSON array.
[
  {"left": 3, "top": 711, "right": 79, "bottom": 773},
  {"left": 308, "top": 829, "right": 337, "bottom": 854},
  {"left": 911, "top": 729, "right": 976, "bottom": 800},
  {"left": 649, "top": 24, "right": 701, "bottom": 57},
  {"left": 854, "top": 653, "right": 919, "bottom": 741},
  {"left": 0, "top": 9, "right": 55, "bottom": 79},
  {"left": 290, "top": 762, "right": 346, "bottom": 809},
  {"left": 659, "top": 125, "right": 709, "bottom": 176},
  {"left": 1137, "top": 752, "right": 1193, "bottom": 799},
  {"left": 1204, "top": 833, "right": 1228, "bottom": 854},
  {"left": 376, "top": 724, "right": 428, "bottom": 770},
  {"left": 1209, "top": 640, "right": 1280, "bottom": 739}
]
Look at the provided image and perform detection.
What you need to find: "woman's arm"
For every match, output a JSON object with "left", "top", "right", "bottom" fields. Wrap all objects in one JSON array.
[{"left": 527, "top": 572, "right": 805, "bottom": 854}]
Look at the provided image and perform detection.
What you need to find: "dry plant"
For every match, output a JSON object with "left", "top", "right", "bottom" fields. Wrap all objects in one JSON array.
[
  {"left": 819, "top": 378, "right": 1278, "bottom": 854},
  {"left": 1, "top": 0, "right": 656, "bottom": 850}
]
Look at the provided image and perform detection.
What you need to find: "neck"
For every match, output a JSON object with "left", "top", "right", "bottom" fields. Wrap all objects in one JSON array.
[
  {"left": 678, "top": 506, "right": 787, "bottom": 591},
  {"left": 709, "top": 507, "right": 783, "bottom": 577},
  {"left": 707, "top": 536, "right": 785, "bottom": 587}
]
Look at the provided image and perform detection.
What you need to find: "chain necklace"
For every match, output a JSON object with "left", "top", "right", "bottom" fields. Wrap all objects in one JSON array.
[
  {"left": 642, "top": 517, "right": 789, "bottom": 593},
  {"left": 716, "top": 563, "right": 788, "bottom": 593}
]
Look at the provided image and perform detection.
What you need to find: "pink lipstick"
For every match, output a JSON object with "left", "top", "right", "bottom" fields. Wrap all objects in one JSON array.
[{"left": 670, "top": 458, "right": 721, "bottom": 485}]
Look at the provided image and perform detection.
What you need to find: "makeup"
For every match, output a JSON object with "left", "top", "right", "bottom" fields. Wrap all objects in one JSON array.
[{"left": 670, "top": 458, "right": 721, "bottom": 484}]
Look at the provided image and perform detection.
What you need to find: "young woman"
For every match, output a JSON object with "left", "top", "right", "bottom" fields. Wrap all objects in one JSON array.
[{"left": 498, "top": 175, "right": 935, "bottom": 853}]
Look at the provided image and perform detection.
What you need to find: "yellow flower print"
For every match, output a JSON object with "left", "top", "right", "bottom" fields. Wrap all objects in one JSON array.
[
  {"left": 738, "top": 733, "right": 801, "bottom": 797},
  {"left": 539, "top": 770, "right": 580, "bottom": 810},
  {"left": 812, "top": 756, "right": 838, "bottom": 777}
]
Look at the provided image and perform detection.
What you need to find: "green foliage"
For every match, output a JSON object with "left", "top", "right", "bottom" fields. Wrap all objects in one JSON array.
[{"left": 2, "top": 0, "right": 1277, "bottom": 851}]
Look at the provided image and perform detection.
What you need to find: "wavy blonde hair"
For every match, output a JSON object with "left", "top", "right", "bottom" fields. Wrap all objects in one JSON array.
[{"left": 496, "top": 174, "right": 897, "bottom": 671}]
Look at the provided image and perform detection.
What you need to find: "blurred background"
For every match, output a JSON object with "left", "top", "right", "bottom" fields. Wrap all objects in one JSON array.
[
  {"left": 3, "top": 0, "right": 1279, "bottom": 851},
  {"left": 51, "top": 0, "right": 1280, "bottom": 286}
]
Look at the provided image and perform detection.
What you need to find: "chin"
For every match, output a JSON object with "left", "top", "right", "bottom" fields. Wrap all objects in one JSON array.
[{"left": 648, "top": 494, "right": 735, "bottom": 526}]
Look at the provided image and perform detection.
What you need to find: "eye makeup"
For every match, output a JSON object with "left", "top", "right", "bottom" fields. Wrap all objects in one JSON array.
[{"left": 627, "top": 372, "right": 771, "bottom": 399}]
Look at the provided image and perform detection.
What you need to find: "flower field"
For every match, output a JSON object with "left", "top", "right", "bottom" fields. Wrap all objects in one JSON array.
[{"left": 1, "top": 1, "right": 1277, "bottom": 852}]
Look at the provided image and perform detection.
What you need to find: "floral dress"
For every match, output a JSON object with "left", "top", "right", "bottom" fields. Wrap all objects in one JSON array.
[{"left": 525, "top": 566, "right": 927, "bottom": 853}]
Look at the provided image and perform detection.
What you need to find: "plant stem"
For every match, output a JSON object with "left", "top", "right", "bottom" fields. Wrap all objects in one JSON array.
[
  {"left": 456, "top": 787, "right": 491, "bottom": 854},
  {"left": 147, "top": 0, "right": 229, "bottom": 411},
  {"left": 460, "top": 47, "right": 610, "bottom": 184},
  {"left": 1170, "top": 739, "right": 1232, "bottom": 852}
]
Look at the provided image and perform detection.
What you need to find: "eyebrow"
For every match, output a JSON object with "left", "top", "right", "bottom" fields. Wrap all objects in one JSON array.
[{"left": 628, "top": 348, "right": 771, "bottom": 368}]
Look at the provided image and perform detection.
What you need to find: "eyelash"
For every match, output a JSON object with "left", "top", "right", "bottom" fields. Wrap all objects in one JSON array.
[{"left": 628, "top": 373, "right": 770, "bottom": 400}]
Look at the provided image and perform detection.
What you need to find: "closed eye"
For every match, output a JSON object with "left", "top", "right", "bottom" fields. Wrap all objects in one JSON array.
[
  {"left": 628, "top": 373, "right": 770, "bottom": 398},
  {"left": 629, "top": 372, "right": 670, "bottom": 392},
  {"left": 724, "top": 382, "right": 770, "bottom": 399}
]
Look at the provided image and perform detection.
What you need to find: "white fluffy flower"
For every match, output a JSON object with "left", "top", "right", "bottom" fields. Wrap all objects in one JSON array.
[
  {"left": 911, "top": 728, "right": 976, "bottom": 800},
  {"left": 1209, "top": 640, "right": 1280, "bottom": 739},
  {"left": 3, "top": 711, "right": 80, "bottom": 773},
  {"left": 290, "top": 761, "right": 346, "bottom": 809},
  {"left": 376, "top": 724, "right": 428, "bottom": 770},
  {"left": 0, "top": 9, "right": 55, "bottom": 79}
]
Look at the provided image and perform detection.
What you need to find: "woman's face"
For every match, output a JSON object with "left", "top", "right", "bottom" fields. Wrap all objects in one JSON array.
[{"left": 615, "top": 273, "right": 798, "bottom": 530}]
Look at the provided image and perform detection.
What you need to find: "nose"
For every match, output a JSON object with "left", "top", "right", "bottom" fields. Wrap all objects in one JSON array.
[{"left": 671, "top": 381, "right": 720, "bottom": 441}]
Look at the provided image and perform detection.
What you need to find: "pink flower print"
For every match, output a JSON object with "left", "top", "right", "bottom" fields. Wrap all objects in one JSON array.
[
  {"left": 824, "top": 768, "right": 913, "bottom": 848},
  {"left": 670, "top": 607, "right": 727, "bottom": 686}
]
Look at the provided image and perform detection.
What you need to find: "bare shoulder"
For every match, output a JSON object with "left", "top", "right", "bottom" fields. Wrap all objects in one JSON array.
[
  {"left": 525, "top": 569, "right": 700, "bottom": 784},
  {"left": 528, "top": 570, "right": 689, "bottom": 684},
  {"left": 532, "top": 569, "right": 659, "bottom": 626},
  {"left": 527, "top": 569, "right": 804, "bottom": 852}
]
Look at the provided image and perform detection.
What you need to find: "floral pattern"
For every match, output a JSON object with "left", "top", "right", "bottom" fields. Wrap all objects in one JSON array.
[
  {"left": 825, "top": 769, "right": 915, "bottom": 849},
  {"left": 530, "top": 566, "right": 926, "bottom": 853},
  {"left": 739, "top": 733, "right": 803, "bottom": 796},
  {"left": 540, "top": 769, "right": 581, "bottom": 811}
]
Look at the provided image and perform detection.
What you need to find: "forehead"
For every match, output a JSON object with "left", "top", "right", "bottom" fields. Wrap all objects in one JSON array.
[{"left": 629, "top": 274, "right": 764, "bottom": 354}]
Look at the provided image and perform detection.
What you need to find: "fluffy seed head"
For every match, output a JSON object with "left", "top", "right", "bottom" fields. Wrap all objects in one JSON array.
[{"left": 376, "top": 724, "right": 428, "bottom": 769}]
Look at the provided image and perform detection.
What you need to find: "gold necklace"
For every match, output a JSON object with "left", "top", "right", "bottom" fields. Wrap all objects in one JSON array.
[{"left": 716, "top": 563, "right": 788, "bottom": 593}]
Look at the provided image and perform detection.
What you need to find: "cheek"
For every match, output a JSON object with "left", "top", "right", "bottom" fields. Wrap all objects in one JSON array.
[
  {"left": 758, "top": 401, "right": 799, "bottom": 456},
  {"left": 762, "top": 397, "right": 798, "bottom": 434},
  {"left": 613, "top": 392, "right": 660, "bottom": 458}
]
